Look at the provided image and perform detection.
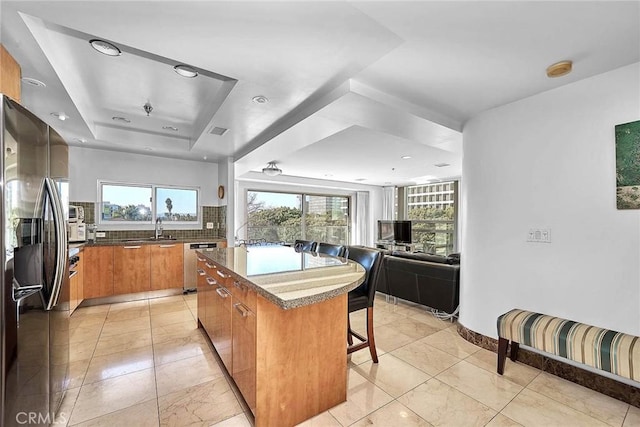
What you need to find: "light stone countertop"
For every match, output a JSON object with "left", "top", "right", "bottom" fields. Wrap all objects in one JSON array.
[{"left": 198, "top": 245, "right": 365, "bottom": 310}]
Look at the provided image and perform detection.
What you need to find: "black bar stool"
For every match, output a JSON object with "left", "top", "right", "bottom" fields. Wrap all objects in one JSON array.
[{"left": 346, "top": 246, "right": 384, "bottom": 363}]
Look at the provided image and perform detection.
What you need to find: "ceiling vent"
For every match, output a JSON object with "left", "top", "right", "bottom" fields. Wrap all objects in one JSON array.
[{"left": 209, "top": 126, "right": 228, "bottom": 136}]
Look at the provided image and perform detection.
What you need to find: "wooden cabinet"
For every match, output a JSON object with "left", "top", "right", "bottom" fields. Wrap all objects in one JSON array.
[
  {"left": 197, "top": 254, "right": 348, "bottom": 426},
  {"left": 69, "top": 253, "right": 84, "bottom": 313},
  {"left": 83, "top": 246, "right": 114, "bottom": 299},
  {"left": 210, "top": 275, "right": 233, "bottom": 373},
  {"left": 231, "top": 283, "right": 256, "bottom": 412},
  {"left": 150, "top": 243, "right": 183, "bottom": 290},
  {"left": 114, "top": 245, "right": 150, "bottom": 295},
  {"left": 196, "top": 257, "right": 208, "bottom": 325},
  {"left": 0, "top": 44, "right": 21, "bottom": 103}
]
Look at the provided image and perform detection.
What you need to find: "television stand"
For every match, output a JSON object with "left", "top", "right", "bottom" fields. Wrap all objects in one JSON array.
[{"left": 375, "top": 241, "right": 415, "bottom": 252}]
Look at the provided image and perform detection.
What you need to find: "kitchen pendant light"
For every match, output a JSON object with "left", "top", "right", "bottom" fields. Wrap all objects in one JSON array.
[{"left": 262, "top": 162, "right": 282, "bottom": 176}]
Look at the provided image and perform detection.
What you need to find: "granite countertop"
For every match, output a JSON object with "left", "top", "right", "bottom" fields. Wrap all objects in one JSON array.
[
  {"left": 77, "top": 238, "right": 226, "bottom": 247},
  {"left": 198, "top": 245, "right": 365, "bottom": 310}
]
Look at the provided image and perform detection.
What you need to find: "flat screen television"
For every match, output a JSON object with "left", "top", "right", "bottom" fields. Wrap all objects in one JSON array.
[{"left": 377, "top": 220, "right": 412, "bottom": 243}]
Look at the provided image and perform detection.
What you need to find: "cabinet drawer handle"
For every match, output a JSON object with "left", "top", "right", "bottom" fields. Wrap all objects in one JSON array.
[
  {"left": 216, "top": 270, "right": 227, "bottom": 278},
  {"left": 205, "top": 262, "right": 216, "bottom": 269},
  {"left": 206, "top": 277, "right": 217, "bottom": 286},
  {"left": 233, "top": 280, "right": 244, "bottom": 290},
  {"left": 160, "top": 244, "right": 175, "bottom": 248},
  {"left": 124, "top": 245, "right": 141, "bottom": 249},
  {"left": 197, "top": 256, "right": 206, "bottom": 262},
  {"left": 197, "top": 269, "right": 205, "bottom": 276},
  {"left": 234, "top": 303, "right": 251, "bottom": 317},
  {"left": 216, "top": 287, "right": 229, "bottom": 298}
]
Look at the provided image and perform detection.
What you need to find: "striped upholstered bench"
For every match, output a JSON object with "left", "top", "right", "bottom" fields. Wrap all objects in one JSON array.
[{"left": 497, "top": 309, "right": 640, "bottom": 382}]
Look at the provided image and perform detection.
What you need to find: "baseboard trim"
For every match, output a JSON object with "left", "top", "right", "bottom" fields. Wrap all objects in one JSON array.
[{"left": 456, "top": 323, "right": 640, "bottom": 408}]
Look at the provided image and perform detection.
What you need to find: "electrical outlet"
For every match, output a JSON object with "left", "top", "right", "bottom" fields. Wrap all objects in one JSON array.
[
  {"left": 96, "top": 232, "right": 106, "bottom": 238},
  {"left": 206, "top": 222, "right": 214, "bottom": 229}
]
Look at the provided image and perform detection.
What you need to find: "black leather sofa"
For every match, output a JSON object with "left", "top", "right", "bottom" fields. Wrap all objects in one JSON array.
[{"left": 378, "top": 250, "right": 460, "bottom": 315}]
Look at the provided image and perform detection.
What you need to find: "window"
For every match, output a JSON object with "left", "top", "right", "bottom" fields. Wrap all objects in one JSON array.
[
  {"left": 403, "top": 181, "right": 458, "bottom": 255},
  {"left": 98, "top": 181, "right": 199, "bottom": 226},
  {"left": 245, "top": 190, "right": 350, "bottom": 245}
]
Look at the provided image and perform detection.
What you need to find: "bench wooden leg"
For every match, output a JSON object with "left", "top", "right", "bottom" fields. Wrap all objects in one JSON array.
[
  {"left": 510, "top": 341, "right": 519, "bottom": 362},
  {"left": 497, "top": 337, "right": 508, "bottom": 375}
]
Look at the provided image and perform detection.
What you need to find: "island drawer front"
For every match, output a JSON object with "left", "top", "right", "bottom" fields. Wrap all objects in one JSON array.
[{"left": 229, "top": 276, "right": 257, "bottom": 313}]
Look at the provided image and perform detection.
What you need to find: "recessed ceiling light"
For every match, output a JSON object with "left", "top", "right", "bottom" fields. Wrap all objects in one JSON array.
[
  {"left": 434, "top": 163, "right": 450, "bottom": 167},
  {"left": 112, "top": 116, "right": 131, "bottom": 123},
  {"left": 401, "top": 155, "right": 412, "bottom": 160},
  {"left": 73, "top": 138, "right": 87, "bottom": 143},
  {"left": 203, "top": 156, "right": 207, "bottom": 160},
  {"left": 252, "top": 95, "right": 269, "bottom": 104},
  {"left": 384, "top": 182, "right": 392, "bottom": 185},
  {"left": 89, "top": 39, "right": 122, "bottom": 56},
  {"left": 324, "top": 174, "right": 333, "bottom": 177},
  {"left": 173, "top": 64, "right": 198, "bottom": 78},
  {"left": 144, "top": 147, "right": 153, "bottom": 151},
  {"left": 546, "top": 60, "right": 572, "bottom": 78},
  {"left": 50, "top": 112, "right": 67, "bottom": 121},
  {"left": 355, "top": 178, "right": 366, "bottom": 182},
  {"left": 22, "top": 77, "right": 46, "bottom": 88},
  {"left": 162, "top": 126, "right": 179, "bottom": 132}
]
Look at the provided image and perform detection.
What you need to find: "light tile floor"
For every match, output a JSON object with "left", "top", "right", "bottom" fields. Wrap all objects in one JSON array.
[{"left": 56, "top": 293, "right": 640, "bottom": 426}]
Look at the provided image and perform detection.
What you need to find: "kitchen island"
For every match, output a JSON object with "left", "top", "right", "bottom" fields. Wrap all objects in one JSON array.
[{"left": 196, "top": 245, "right": 365, "bottom": 427}]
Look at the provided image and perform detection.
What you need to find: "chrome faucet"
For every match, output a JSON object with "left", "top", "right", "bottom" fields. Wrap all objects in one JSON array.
[{"left": 155, "top": 217, "right": 163, "bottom": 239}]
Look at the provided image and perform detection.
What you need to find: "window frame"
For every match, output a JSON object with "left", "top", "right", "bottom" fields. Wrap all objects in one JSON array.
[
  {"left": 244, "top": 189, "right": 351, "bottom": 245},
  {"left": 97, "top": 180, "right": 201, "bottom": 230}
]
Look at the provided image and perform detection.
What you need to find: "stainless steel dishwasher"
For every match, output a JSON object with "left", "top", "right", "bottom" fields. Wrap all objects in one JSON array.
[{"left": 183, "top": 242, "right": 219, "bottom": 292}]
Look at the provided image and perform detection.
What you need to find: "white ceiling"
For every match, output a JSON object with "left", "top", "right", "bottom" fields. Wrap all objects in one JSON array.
[{"left": 2, "top": 1, "right": 638, "bottom": 187}]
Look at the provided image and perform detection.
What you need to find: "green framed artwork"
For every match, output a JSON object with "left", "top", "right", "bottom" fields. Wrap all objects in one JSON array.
[{"left": 616, "top": 120, "right": 640, "bottom": 209}]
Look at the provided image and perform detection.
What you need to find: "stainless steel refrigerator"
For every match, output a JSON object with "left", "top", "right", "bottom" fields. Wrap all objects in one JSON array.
[{"left": 0, "top": 95, "right": 70, "bottom": 426}]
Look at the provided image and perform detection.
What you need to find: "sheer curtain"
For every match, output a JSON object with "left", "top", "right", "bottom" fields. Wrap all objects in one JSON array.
[
  {"left": 354, "top": 191, "right": 369, "bottom": 245},
  {"left": 382, "top": 186, "right": 395, "bottom": 220}
]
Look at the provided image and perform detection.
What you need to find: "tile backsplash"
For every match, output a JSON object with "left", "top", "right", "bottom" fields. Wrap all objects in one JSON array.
[{"left": 71, "top": 201, "right": 226, "bottom": 240}]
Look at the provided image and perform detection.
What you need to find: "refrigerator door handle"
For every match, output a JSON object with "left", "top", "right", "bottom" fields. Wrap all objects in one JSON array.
[
  {"left": 11, "top": 278, "right": 46, "bottom": 307},
  {"left": 44, "top": 177, "right": 68, "bottom": 311}
]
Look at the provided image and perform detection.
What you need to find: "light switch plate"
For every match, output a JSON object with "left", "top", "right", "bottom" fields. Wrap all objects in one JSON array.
[{"left": 206, "top": 222, "right": 214, "bottom": 229}]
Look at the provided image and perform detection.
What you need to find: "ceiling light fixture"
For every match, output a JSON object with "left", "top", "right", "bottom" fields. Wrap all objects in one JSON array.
[
  {"left": 262, "top": 162, "right": 282, "bottom": 176},
  {"left": 89, "top": 39, "right": 122, "bottom": 56},
  {"left": 73, "top": 138, "right": 87, "bottom": 143},
  {"left": 401, "top": 155, "right": 412, "bottom": 159},
  {"left": 173, "top": 64, "right": 198, "bottom": 78},
  {"left": 546, "top": 60, "right": 572, "bottom": 78},
  {"left": 434, "top": 163, "right": 450, "bottom": 167},
  {"left": 355, "top": 178, "right": 366, "bottom": 182},
  {"left": 162, "top": 126, "right": 178, "bottom": 132},
  {"left": 22, "top": 77, "right": 46, "bottom": 88},
  {"left": 50, "top": 112, "right": 67, "bottom": 121},
  {"left": 252, "top": 95, "right": 269, "bottom": 104},
  {"left": 143, "top": 102, "right": 153, "bottom": 116}
]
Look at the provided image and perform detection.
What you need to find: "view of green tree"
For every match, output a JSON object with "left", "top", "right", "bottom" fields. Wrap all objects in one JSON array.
[
  {"left": 245, "top": 191, "right": 349, "bottom": 244},
  {"left": 407, "top": 206, "right": 454, "bottom": 221},
  {"left": 407, "top": 205, "right": 455, "bottom": 255},
  {"left": 165, "top": 198, "right": 173, "bottom": 217},
  {"left": 108, "top": 204, "right": 152, "bottom": 221}
]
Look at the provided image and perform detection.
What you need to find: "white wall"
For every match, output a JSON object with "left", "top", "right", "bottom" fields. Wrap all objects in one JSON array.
[
  {"left": 461, "top": 62, "right": 640, "bottom": 338},
  {"left": 235, "top": 172, "right": 383, "bottom": 246},
  {"left": 69, "top": 147, "right": 219, "bottom": 205}
]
